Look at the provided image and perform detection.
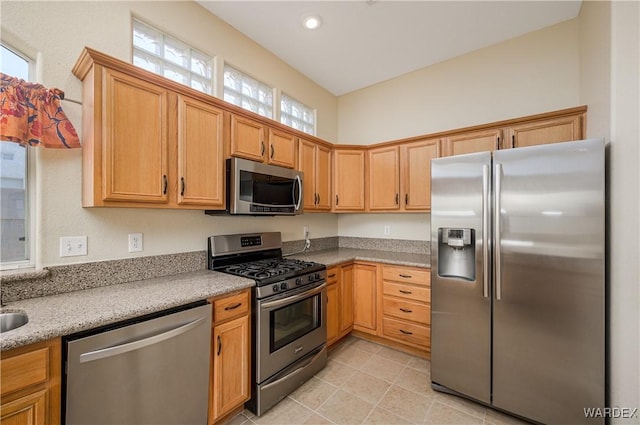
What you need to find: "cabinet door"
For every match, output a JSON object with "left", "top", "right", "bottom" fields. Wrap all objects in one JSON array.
[
  {"left": 211, "top": 315, "right": 250, "bottom": 423},
  {"left": 298, "top": 139, "right": 318, "bottom": 210},
  {"left": 442, "top": 129, "right": 502, "bottom": 157},
  {"left": 177, "top": 96, "right": 225, "bottom": 207},
  {"left": 353, "top": 263, "right": 377, "bottom": 334},
  {"left": 368, "top": 146, "right": 400, "bottom": 211},
  {"left": 326, "top": 282, "right": 340, "bottom": 346},
  {"left": 103, "top": 69, "right": 169, "bottom": 203},
  {"left": 315, "top": 144, "right": 332, "bottom": 211},
  {"left": 340, "top": 264, "right": 354, "bottom": 333},
  {"left": 0, "top": 389, "right": 47, "bottom": 425},
  {"left": 402, "top": 139, "right": 439, "bottom": 211},
  {"left": 230, "top": 114, "right": 265, "bottom": 162},
  {"left": 506, "top": 114, "right": 583, "bottom": 149},
  {"left": 333, "top": 150, "right": 365, "bottom": 211},
  {"left": 268, "top": 128, "right": 296, "bottom": 168}
]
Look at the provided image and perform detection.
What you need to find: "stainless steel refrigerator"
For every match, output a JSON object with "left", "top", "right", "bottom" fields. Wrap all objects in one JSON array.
[{"left": 430, "top": 139, "right": 605, "bottom": 425}]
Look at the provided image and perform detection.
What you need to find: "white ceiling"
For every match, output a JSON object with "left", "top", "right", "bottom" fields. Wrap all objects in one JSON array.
[{"left": 197, "top": 1, "right": 582, "bottom": 96}]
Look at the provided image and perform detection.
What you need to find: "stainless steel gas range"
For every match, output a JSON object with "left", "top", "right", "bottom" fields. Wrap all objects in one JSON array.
[{"left": 208, "top": 232, "right": 327, "bottom": 416}]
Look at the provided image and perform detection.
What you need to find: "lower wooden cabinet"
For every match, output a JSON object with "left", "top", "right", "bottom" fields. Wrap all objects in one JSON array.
[
  {"left": 326, "top": 264, "right": 355, "bottom": 347},
  {"left": 208, "top": 289, "right": 251, "bottom": 424},
  {"left": 352, "top": 263, "right": 378, "bottom": 335},
  {"left": 0, "top": 338, "right": 61, "bottom": 425}
]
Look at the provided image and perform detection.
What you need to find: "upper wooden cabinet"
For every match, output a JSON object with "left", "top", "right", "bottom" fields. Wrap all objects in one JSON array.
[
  {"left": 504, "top": 114, "right": 584, "bottom": 149},
  {"left": 177, "top": 96, "right": 225, "bottom": 207},
  {"left": 333, "top": 149, "right": 366, "bottom": 212},
  {"left": 442, "top": 129, "right": 502, "bottom": 157},
  {"left": 230, "top": 114, "right": 297, "bottom": 169},
  {"left": 72, "top": 48, "right": 226, "bottom": 210},
  {"left": 298, "top": 138, "right": 331, "bottom": 211},
  {"left": 367, "top": 138, "right": 439, "bottom": 212}
]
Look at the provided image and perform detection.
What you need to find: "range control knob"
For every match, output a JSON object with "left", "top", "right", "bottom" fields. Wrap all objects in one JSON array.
[
  {"left": 308, "top": 274, "right": 315, "bottom": 282},
  {"left": 295, "top": 278, "right": 302, "bottom": 286},
  {"left": 280, "top": 282, "right": 288, "bottom": 290},
  {"left": 315, "top": 273, "right": 321, "bottom": 280},
  {"left": 272, "top": 284, "right": 280, "bottom": 292}
]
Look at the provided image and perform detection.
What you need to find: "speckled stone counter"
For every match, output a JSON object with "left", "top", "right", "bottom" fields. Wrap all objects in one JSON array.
[
  {"left": 290, "top": 248, "right": 430, "bottom": 269},
  {"left": 0, "top": 270, "right": 254, "bottom": 352}
]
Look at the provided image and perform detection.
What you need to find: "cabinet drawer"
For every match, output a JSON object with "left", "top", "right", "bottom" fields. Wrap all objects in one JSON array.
[
  {"left": 212, "top": 290, "right": 250, "bottom": 323},
  {"left": 326, "top": 267, "right": 339, "bottom": 284},
  {"left": 382, "top": 281, "right": 430, "bottom": 303},
  {"left": 382, "top": 317, "right": 430, "bottom": 349},
  {"left": 382, "top": 297, "right": 430, "bottom": 325},
  {"left": 0, "top": 348, "right": 49, "bottom": 396},
  {"left": 382, "top": 265, "right": 430, "bottom": 286}
]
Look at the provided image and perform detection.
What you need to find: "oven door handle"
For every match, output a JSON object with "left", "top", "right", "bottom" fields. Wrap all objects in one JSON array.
[{"left": 261, "top": 283, "right": 326, "bottom": 310}]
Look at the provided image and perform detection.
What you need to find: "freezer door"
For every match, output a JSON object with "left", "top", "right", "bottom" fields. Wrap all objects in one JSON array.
[
  {"left": 430, "top": 151, "right": 492, "bottom": 404},
  {"left": 492, "top": 139, "right": 605, "bottom": 424}
]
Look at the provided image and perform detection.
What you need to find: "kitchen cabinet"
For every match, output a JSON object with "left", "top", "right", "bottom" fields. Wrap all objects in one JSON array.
[
  {"left": 208, "top": 289, "right": 251, "bottom": 424},
  {"left": 442, "top": 129, "right": 502, "bottom": 157},
  {"left": 0, "top": 338, "right": 61, "bottom": 425},
  {"left": 298, "top": 138, "right": 332, "bottom": 211},
  {"left": 230, "top": 114, "right": 297, "bottom": 169},
  {"left": 352, "top": 262, "right": 377, "bottom": 334},
  {"left": 333, "top": 149, "right": 366, "bottom": 212},
  {"left": 326, "top": 263, "right": 355, "bottom": 347},
  {"left": 367, "top": 138, "right": 440, "bottom": 212},
  {"left": 380, "top": 265, "right": 431, "bottom": 352},
  {"left": 504, "top": 113, "right": 584, "bottom": 149},
  {"left": 72, "top": 47, "right": 226, "bottom": 210}
]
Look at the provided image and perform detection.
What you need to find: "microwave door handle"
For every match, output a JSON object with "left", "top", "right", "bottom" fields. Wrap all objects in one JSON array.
[{"left": 294, "top": 175, "right": 302, "bottom": 211}]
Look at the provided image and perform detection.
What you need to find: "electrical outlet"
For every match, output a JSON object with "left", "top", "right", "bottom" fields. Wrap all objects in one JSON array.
[
  {"left": 303, "top": 226, "right": 309, "bottom": 239},
  {"left": 128, "top": 233, "right": 143, "bottom": 252},
  {"left": 383, "top": 225, "right": 391, "bottom": 236},
  {"left": 60, "top": 236, "right": 88, "bottom": 257}
]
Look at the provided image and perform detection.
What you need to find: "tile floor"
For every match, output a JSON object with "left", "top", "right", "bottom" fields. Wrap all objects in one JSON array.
[{"left": 228, "top": 336, "right": 531, "bottom": 425}]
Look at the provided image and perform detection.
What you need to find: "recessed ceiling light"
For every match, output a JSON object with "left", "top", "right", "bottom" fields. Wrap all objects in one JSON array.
[{"left": 302, "top": 15, "right": 322, "bottom": 30}]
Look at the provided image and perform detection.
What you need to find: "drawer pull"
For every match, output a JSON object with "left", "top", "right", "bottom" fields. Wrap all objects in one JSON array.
[
  {"left": 399, "top": 290, "right": 412, "bottom": 295},
  {"left": 399, "top": 274, "right": 413, "bottom": 278},
  {"left": 399, "top": 329, "right": 413, "bottom": 335},
  {"left": 399, "top": 308, "right": 413, "bottom": 313},
  {"left": 224, "top": 303, "right": 242, "bottom": 311},
  {"left": 328, "top": 274, "right": 336, "bottom": 278}
]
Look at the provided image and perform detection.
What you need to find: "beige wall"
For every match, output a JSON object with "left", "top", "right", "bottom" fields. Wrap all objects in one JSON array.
[
  {"left": 1, "top": 1, "right": 339, "bottom": 267},
  {"left": 337, "top": 18, "right": 581, "bottom": 145}
]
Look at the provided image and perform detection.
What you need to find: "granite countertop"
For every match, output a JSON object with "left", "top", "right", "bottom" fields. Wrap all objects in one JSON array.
[
  {"left": 290, "top": 248, "right": 430, "bottom": 269},
  {"left": 0, "top": 270, "right": 254, "bottom": 352}
]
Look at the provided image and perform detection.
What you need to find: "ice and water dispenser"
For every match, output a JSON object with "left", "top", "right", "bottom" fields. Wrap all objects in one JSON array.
[{"left": 437, "top": 228, "right": 476, "bottom": 281}]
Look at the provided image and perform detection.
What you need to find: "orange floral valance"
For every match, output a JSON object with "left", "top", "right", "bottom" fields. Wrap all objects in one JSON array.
[{"left": 0, "top": 73, "right": 80, "bottom": 148}]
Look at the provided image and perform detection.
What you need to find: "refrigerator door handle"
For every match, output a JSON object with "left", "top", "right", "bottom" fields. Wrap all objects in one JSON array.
[
  {"left": 482, "top": 164, "right": 490, "bottom": 298},
  {"left": 494, "top": 162, "right": 502, "bottom": 301}
]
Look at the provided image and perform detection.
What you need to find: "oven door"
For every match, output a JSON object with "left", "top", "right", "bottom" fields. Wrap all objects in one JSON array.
[
  {"left": 256, "top": 281, "right": 326, "bottom": 382},
  {"left": 229, "top": 158, "right": 303, "bottom": 215}
]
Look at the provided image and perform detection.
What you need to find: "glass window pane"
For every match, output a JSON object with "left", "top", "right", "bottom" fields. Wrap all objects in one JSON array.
[
  {"left": 133, "top": 50, "right": 162, "bottom": 74},
  {"left": 163, "top": 63, "right": 188, "bottom": 84},
  {"left": 133, "top": 20, "right": 161, "bottom": 55},
  {"left": 223, "top": 65, "right": 274, "bottom": 119},
  {"left": 164, "top": 38, "right": 189, "bottom": 68},
  {"left": 280, "top": 94, "right": 315, "bottom": 135}
]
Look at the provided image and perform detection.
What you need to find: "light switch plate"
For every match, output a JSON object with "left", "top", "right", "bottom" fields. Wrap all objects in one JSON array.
[{"left": 60, "top": 236, "right": 88, "bottom": 257}]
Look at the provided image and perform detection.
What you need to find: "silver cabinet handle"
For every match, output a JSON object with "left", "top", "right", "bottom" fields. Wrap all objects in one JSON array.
[
  {"left": 79, "top": 317, "right": 206, "bottom": 363},
  {"left": 482, "top": 164, "right": 490, "bottom": 299},
  {"left": 495, "top": 163, "right": 503, "bottom": 301},
  {"left": 261, "top": 283, "right": 326, "bottom": 310}
]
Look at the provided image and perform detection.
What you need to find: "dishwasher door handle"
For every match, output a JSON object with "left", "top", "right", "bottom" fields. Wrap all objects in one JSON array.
[{"left": 79, "top": 317, "right": 206, "bottom": 363}]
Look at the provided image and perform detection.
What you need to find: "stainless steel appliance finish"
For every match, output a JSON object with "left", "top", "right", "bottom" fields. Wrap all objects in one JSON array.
[
  {"left": 431, "top": 139, "right": 605, "bottom": 425},
  {"left": 64, "top": 303, "right": 212, "bottom": 425},
  {"left": 216, "top": 157, "right": 303, "bottom": 215},
  {"left": 209, "top": 232, "right": 327, "bottom": 416}
]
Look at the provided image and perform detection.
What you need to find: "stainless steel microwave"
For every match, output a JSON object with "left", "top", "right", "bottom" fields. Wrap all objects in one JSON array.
[{"left": 215, "top": 158, "right": 303, "bottom": 215}]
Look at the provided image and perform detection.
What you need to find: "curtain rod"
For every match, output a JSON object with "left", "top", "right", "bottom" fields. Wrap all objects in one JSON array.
[{"left": 58, "top": 92, "right": 82, "bottom": 105}]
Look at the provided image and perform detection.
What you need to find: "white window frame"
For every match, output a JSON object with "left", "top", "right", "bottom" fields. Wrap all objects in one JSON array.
[
  {"left": 1, "top": 42, "right": 36, "bottom": 270},
  {"left": 280, "top": 93, "right": 316, "bottom": 136},
  {"left": 131, "top": 18, "right": 214, "bottom": 95},
  {"left": 222, "top": 63, "right": 275, "bottom": 119}
]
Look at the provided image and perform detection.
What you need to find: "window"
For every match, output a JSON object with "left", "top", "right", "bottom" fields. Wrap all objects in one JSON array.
[
  {"left": 280, "top": 93, "right": 315, "bottom": 135},
  {"left": 132, "top": 19, "right": 213, "bottom": 94},
  {"left": 1, "top": 44, "right": 31, "bottom": 266},
  {"left": 223, "top": 65, "right": 274, "bottom": 119}
]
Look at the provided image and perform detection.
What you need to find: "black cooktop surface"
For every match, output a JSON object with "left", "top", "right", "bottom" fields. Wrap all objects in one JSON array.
[{"left": 219, "top": 257, "right": 325, "bottom": 284}]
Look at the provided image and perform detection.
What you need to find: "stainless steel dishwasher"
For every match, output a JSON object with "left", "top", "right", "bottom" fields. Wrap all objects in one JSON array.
[{"left": 64, "top": 302, "right": 211, "bottom": 425}]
